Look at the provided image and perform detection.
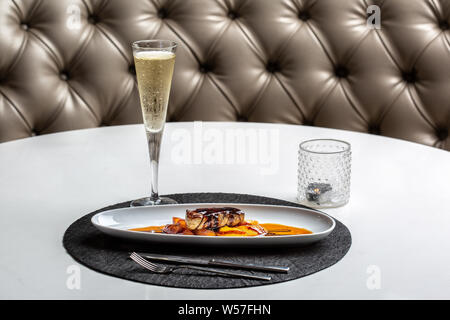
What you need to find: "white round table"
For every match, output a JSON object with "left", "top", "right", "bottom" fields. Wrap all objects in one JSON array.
[{"left": 0, "top": 122, "right": 449, "bottom": 299}]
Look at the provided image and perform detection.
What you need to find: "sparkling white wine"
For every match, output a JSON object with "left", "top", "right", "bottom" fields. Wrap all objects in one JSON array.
[{"left": 134, "top": 51, "right": 176, "bottom": 132}]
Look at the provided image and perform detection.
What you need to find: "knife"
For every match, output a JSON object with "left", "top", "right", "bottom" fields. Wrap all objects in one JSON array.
[{"left": 135, "top": 253, "right": 289, "bottom": 273}]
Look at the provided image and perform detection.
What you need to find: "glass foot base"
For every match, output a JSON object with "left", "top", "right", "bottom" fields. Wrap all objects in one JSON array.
[{"left": 130, "top": 196, "right": 178, "bottom": 207}]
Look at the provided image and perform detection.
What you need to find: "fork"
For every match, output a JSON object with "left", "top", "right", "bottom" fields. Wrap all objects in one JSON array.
[{"left": 129, "top": 252, "right": 271, "bottom": 281}]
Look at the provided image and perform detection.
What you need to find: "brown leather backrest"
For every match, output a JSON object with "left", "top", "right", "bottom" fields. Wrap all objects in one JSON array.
[{"left": 0, "top": 0, "right": 449, "bottom": 150}]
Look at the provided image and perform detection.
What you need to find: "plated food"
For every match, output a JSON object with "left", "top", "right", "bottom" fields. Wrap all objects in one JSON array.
[
  {"left": 91, "top": 203, "right": 335, "bottom": 246},
  {"left": 129, "top": 207, "right": 313, "bottom": 237}
]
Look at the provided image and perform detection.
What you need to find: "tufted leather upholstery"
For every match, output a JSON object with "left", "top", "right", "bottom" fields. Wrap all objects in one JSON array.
[{"left": 0, "top": 0, "right": 449, "bottom": 150}]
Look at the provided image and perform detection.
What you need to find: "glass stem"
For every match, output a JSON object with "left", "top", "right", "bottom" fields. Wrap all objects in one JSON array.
[{"left": 146, "top": 128, "right": 163, "bottom": 202}]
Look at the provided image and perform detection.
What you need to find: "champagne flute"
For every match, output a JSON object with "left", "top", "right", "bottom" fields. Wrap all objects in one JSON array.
[{"left": 131, "top": 40, "right": 178, "bottom": 206}]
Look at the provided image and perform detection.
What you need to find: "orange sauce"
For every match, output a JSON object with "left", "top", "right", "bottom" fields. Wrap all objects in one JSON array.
[
  {"left": 130, "top": 226, "right": 163, "bottom": 233},
  {"left": 260, "top": 223, "right": 313, "bottom": 235},
  {"left": 129, "top": 217, "right": 312, "bottom": 236}
]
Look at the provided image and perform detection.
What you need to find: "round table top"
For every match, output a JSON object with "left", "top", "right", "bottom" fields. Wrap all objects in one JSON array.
[{"left": 0, "top": 122, "right": 449, "bottom": 299}]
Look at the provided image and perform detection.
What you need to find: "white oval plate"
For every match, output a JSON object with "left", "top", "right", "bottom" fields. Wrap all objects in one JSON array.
[{"left": 91, "top": 203, "right": 335, "bottom": 246}]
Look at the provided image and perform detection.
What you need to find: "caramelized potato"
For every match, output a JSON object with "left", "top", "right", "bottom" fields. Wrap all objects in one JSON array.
[
  {"left": 172, "top": 217, "right": 187, "bottom": 229},
  {"left": 193, "top": 229, "right": 216, "bottom": 236},
  {"left": 240, "top": 220, "right": 259, "bottom": 226},
  {"left": 217, "top": 225, "right": 265, "bottom": 237},
  {"left": 182, "top": 229, "right": 194, "bottom": 235},
  {"left": 163, "top": 223, "right": 184, "bottom": 234},
  {"left": 172, "top": 217, "right": 183, "bottom": 224},
  {"left": 218, "top": 226, "right": 247, "bottom": 235}
]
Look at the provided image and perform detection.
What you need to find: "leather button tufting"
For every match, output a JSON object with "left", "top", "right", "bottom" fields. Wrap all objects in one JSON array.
[
  {"left": 335, "top": 66, "right": 349, "bottom": 78},
  {"left": 228, "top": 11, "right": 238, "bottom": 20},
  {"left": 266, "top": 61, "right": 280, "bottom": 73},
  {"left": 158, "top": 8, "right": 168, "bottom": 19},
  {"left": 1, "top": 0, "right": 450, "bottom": 153},
  {"left": 60, "top": 72, "right": 69, "bottom": 81},
  {"left": 403, "top": 69, "right": 417, "bottom": 83},
  {"left": 199, "top": 64, "right": 212, "bottom": 73},
  {"left": 436, "top": 128, "right": 448, "bottom": 140},
  {"left": 369, "top": 125, "right": 381, "bottom": 135},
  {"left": 298, "top": 11, "right": 310, "bottom": 21},
  {"left": 237, "top": 115, "right": 247, "bottom": 122},
  {"left": 88, "top": 15, "right": 98, "bottom": 24}
]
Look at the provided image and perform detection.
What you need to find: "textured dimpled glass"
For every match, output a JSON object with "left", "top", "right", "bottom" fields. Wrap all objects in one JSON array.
[{"left": 298, "top": 139, "right": 351, "bottom": 208}]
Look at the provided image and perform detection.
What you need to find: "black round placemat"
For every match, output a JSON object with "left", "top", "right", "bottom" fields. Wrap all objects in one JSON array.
[{"left": 63, "top": 193, "right": 351, "bottom": 289}]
